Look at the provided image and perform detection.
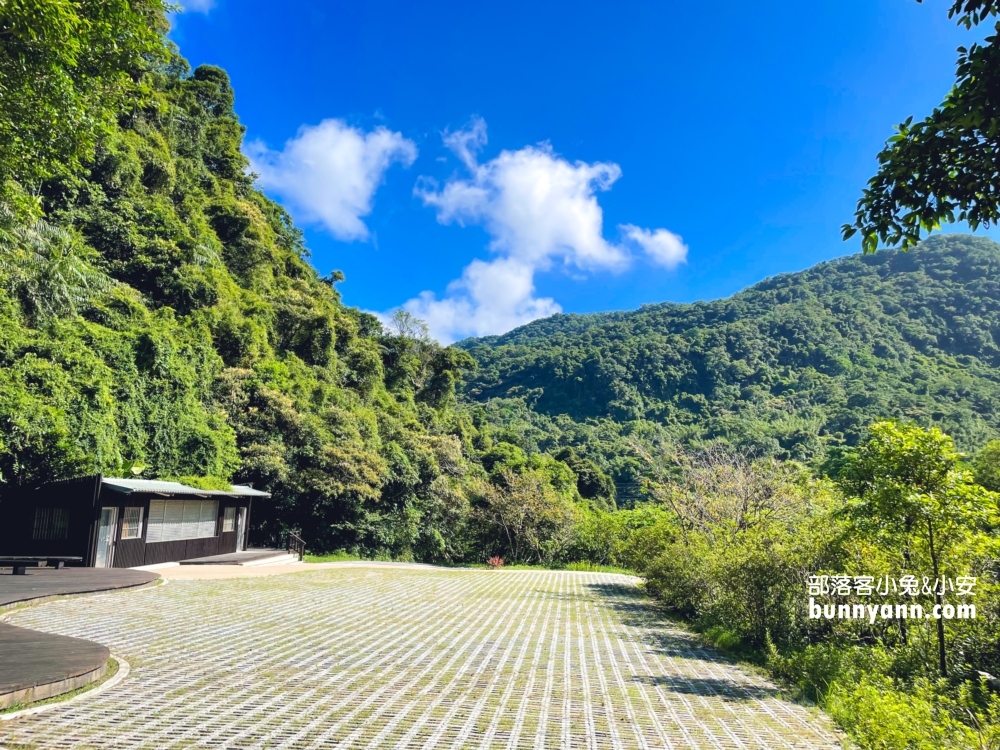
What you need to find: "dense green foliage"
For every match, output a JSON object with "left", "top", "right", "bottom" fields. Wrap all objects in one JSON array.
[
  {"left": 460, "top": 235, "right": 1000, "bottom": 477},
  {"left": 845, "top": 0, "right": 1000, "bottom": 251},
  {"left": 0, "top": 8, "right": 494, "bottom": 559},
  {"left": 5, "top": 5, "right": 1000, "bottom": 746},
  {"left": 0, "top": 0, "right": 167, "bottom": 210},
  {"left": 839, "top": 421, "right": 997, "bottom": 676},
  {"left": 975, "top": 439, "right": 1000, "bottom": 491},
  {"left": 592, "top": 424, "right": 1000, "bottom": 749}
]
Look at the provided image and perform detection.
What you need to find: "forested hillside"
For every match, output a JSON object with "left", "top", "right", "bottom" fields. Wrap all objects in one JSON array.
[
  {"left": 6, "top": 4, "right": 1000, "bottom": 747},
  {"left": 459, "top": 235, "right": 1000, "bottom": 471},
  {"left": 0, "top": 15, "right": 481, "bottom": 558}
]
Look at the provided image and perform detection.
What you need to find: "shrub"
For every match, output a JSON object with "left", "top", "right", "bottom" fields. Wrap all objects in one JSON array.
[
  {"left": 472, "top": 470, "right": 579, "bottom": 564},
  {"left": 702, "top": 527, "right": 801, "bottom": 649},
  {"left": 643, "top": 538, "right": 710, "bottom": 618},
  {"left": 766, "top": 643, "right": 894, "bottom": 703},
  {"left": 825, "top": 676, "right": 979, "bottom": 750}
]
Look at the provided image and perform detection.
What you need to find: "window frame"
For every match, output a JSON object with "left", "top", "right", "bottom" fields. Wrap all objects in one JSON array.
[
  {"left": 33, "top": 507, "right": 70, "bottom": 541},
  {"left": 222, "top": 506, "right": 236, "bottom": 533},
  {"left": 121, "top": 506, "right": 144, "bottom": 540},
  {"left": 146, "top": 499, "right": 219, "bottom": 543}
]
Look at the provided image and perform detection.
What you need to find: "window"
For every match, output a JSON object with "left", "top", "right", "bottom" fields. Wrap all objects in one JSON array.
[
  {"left": 198, "top": 500, "right": 217, "bottom": 538},
  {"left": 33, "top": 508, "right": 70, "bottom": 540},
  {"left": 222, "top": 506, "right": 236, "bottom": 533},
  {"left": 146, "top": 499, "right": 218, "bottom": 543},
  {"left": 121, "top": 507, "right": 144, "bottom": 540}
]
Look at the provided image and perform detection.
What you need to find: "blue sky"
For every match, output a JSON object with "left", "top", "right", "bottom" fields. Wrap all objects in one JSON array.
[{"left": 171, "top": 0, "right": 997, "bottom": 342}]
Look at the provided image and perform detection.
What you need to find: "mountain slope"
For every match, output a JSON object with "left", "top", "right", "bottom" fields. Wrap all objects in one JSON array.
[
  {"left": 0, "top": 50, "right": 475, "bottom": 558},
  {"left": 459, "top": 235, "right": 1000, "bottom": 464}
]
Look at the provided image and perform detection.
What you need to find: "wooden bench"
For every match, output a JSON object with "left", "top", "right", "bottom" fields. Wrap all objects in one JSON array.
[{"left": 0, "top": 557, "right": 83, "bottom": 575}]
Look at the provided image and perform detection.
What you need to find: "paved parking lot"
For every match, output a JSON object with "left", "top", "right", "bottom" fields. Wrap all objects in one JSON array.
[{"left": 0, "top": 567, "right": 840, "bottom": 749}]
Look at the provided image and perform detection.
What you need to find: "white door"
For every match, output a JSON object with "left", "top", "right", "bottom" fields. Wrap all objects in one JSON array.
[
  {"left": 95, "top": 507, "right": 119, "bottom": 568},
  {"left": 236, "top": 507, "right": 247, "bottom": 551}
]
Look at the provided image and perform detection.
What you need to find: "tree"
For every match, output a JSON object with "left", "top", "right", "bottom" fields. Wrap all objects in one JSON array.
[
  {"left": 973, "top": 439, "right": 1000, "bottom": 491},
  {"left": 472, "top": 469, "right": 579, "bottom": 564},
  {"left": 634, "top": 439, "right": 812, "bottom": 542},
  {"left": 385, "top": 309, "right": 430, "bottom": 341},
  {"left": 555, "top": 447, "right": 617, "bottom": 510},
  {"left": 843, "top": 1, "right": 1000, "bottom": 252},
  {"left": 838, "top": 421, "right": 997, "bottom": 676},
  {"left": 0, "top": 0, "right": 168, "bottom": 207},
  {"left": 0, "top": 207, "right": 116, "bottom": 322}
]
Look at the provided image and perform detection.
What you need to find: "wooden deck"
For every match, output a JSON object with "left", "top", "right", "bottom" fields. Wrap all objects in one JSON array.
[
  {"left": 0, "top": 567, "right": 159, "bottom": 608},
  {"left": 0, "top": 568, "right": 158, "bottom": 709},
  {"left": 0, "top": 623, "right": 110, "bottom": 709}
]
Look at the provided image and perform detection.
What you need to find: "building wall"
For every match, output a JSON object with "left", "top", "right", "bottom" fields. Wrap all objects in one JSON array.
[
  {"left": 180, "top": 535, "right": 220, "bottom": 560},
  {"left": 141, "top": 540, "right": 188, "bottom": 566},
  {"left": 114, "top": 538, "right": 146, "bottom": 568},
  {"left": 108, "top": 498, "right": 249, "bottom": 567},
  {"left": 219, "top": 530, "right": 239, "bottom": 555},
  {"left": 0, "top": 476, "right": 100, "bottom": 562},
  {"left": 107, "top": 496, "right": 150, "bottom": 569},
  {"left": 1, "top": 478, "right": 256, "bottom": 567}
]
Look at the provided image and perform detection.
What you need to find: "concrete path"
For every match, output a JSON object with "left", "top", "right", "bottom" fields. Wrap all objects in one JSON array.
[
  {"left": 0, "top": 567, "right": 840, "bottom": 749},
  {"left": 156, "top": 559, "right": 461, "bottom": 580}
]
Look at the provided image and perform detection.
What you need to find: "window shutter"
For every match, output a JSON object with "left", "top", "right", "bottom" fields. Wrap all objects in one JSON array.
[
  {"left": 199, "top": 500, "right": 218, "bottom": 537},
  {"left": 164, "top": 500, "right": 185, "bottom": 541},
  {"left": 147, "top": 500, "right": 166, "bottom": 543}
]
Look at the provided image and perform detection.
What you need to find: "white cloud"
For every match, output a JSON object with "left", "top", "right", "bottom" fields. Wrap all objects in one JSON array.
[
  {"left": 621, "top": 224, "right": 688, "bottom": 269},
  {"left": 441, "top": 116, "right": 488, "bottom": 171},
  {"left": 246, "top": 119, "right": 417, "bottom": 241},
  {"left": 402, "top": 257, "right": 562, "bottom": 343},
  {"left": 178, "top": 0, "right": 215, "bottom": 12},
  {"left": 392, "top": 120, "right": 684, "bottom": 343},
  {"left": 417, "top": 138, "right": 628, "bottom": 273}
]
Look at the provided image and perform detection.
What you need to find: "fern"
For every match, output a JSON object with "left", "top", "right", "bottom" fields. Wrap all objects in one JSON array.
[{"left": 0, "top": 204, "right": 116, "bottom": 322}]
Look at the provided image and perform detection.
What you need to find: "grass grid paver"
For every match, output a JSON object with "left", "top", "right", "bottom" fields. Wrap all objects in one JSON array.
[{"left": 0, "top": 568, "right": 840, "bottom": 749}]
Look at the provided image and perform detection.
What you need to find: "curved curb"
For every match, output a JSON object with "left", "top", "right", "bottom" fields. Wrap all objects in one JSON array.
[
  {"left": 0, "top": 572, "right": 156, "bottom": 722},
  {"left": 0, "top": 621, "right": 110, "bottom": 710},
  {"left": 0, "top": 573, "right": 162, "bottom": 613},
  {"left": 0, "top": 655, "right": 130, "bottom": 723}
]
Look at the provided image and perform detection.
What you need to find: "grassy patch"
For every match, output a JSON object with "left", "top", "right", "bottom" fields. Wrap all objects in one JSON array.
[
  {"left": 458, "top": 561, "right": 635, "bottom": 573},
  {"left": 563, "top": 561, "right": 634, "bottom": 574},
  {"left": 304, "top": 551, "right": 366, "bottom": 563},
  {"left": 0, "top": 657, "right": 120, "bottom": 715}
]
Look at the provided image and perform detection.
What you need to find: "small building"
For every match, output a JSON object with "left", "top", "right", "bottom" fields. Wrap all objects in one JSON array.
[{"left": 0, "top": 476, "right": 270, "bottom": 568}]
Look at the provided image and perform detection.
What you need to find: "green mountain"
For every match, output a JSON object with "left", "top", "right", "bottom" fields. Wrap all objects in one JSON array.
[
  {"left": 458, "top": 235, "right": 1000, "bottom": 473},
  {"left": 0, "top": 48, "right": 476, "bottom": 558},
  {"left": 4, "top": 0, "right": 1000, "bottom": 562}
]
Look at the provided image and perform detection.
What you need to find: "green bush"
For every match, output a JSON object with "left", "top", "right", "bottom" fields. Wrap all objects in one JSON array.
[
  {"left": 631, "top": 432, "right": 1000, "bottom": 746},
  {"left": 766, "top": 643, "right": 893, "bottom": 703},
  {"left": 643, "top": 538, "right": 709, "bottom": 618},
  {"left": 825, "top": 676, "right": 980, "bottom": 750}
]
